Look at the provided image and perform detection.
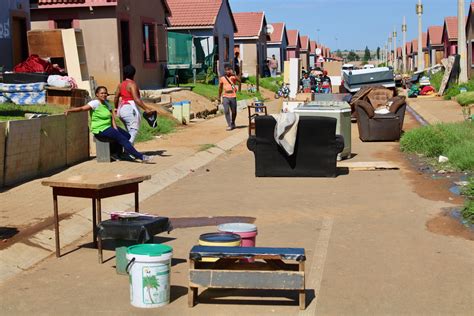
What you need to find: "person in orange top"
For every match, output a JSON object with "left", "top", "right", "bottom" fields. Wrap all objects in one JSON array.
[{"left": 218, "top": 65, "right": 241, "bottom": 131}]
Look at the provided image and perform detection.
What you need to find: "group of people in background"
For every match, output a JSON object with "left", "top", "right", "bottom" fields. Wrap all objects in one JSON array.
[{"left": 300, "top": 68, "right": 332, "bottom": 94}]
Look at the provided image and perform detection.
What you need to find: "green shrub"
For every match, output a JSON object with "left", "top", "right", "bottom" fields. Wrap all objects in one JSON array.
[
  {"left": 456, "top": 91, "right": 474, "bottom": 106},
  {"left": 400, "top": 122, "right": 474, "bottom": 171},
  {"left": 443, "top": 78, "right": 474, "bottom": 100},
  {"left": 430, "top": 71, "right": 443, "bottom": 92},
  {"left": 247, "top": 76, "right": 282, "bottom": 93}
]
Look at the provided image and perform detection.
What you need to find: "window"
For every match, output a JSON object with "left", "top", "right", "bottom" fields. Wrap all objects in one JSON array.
[
  {"left": 142, "top": 23, "right": 157, "bottom": 63},
  {"left": 224, "top": 36, "right": 230, "bottom": 62},
  {"left": 55, "top": 19, "right": 73, "bottom": 29}
]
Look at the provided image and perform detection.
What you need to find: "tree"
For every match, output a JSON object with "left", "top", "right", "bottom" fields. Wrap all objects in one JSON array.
[
  {"left": 346, "top": 51, "right": 359, "bottom": 62},
  {"left": 376, "top": 47, "right": 381, "bottom": 60},
  {"left": 363, "top": 46, "right": 371, "bottom": 62},
  {"left": 336, "top": 49, "right": 343, "bottom": 58}
]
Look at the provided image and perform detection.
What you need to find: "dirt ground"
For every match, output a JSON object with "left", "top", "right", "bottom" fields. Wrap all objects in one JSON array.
[
  {"left": 167, "top": 89, "right": 219, "bottom": 114},
  {"left": 1, "top": 113, "right": 473, "bottom": 315}
]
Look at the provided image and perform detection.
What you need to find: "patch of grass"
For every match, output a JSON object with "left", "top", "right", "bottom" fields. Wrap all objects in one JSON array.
[
  {"left": 180, "top": 83, "right": 264, "bottom": 102},
  {"left": 198, "top": 143, "right": 216, "bottom": 152},
  {"left": 430, "top": 71, "right": 443, "bottom": 92},
  {"left": 400, "top": 122, "right": 474, "bottom": 171},
  {"left": 461, "top": 178, "right": 474, "bottom": 225},
  {"left": 247, "top": 76, "right": 283, "bottom": 93},
  {"left": 456, "top": 91, "right": 474, "bottom": 106},
  {"left": 442, "top": 78, "right": 474, "bottom": 100},
  {"left": 0, "top": 103, "right": 64, "bottom": 121},
  {"left": 116, "top": 116, "right": 177, "bottom": 143}
]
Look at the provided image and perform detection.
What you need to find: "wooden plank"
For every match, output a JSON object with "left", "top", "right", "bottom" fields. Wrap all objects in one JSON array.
[
  {"left": 189, "top": 270, "right": 305, "bottom": 290},
  {"left": 28, "top": 30, "right": 65, "bottom": 58},
  {"left": 189, "top": 246, "right": 306, "bottom": 262},
  {"left": 337, "top": 161, "right": 399, "bottom": 171},
  {"left": 41, "top": 174, "right": 151, "bottom": 189}
]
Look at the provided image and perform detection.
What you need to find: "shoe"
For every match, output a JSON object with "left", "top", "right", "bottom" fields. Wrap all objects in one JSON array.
[
  {"left": 226, "top": 126, "right": 232, "bottom": 131},
  {"left": 141, "top": 155, "right": 154, "bottom": 163},
  {"left": 231, "top": 123, "right": 236, "bottom": 130}
]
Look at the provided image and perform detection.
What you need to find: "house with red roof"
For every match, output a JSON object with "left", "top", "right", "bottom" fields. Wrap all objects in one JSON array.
[
  {"left": 406, "top": 42, "right": 413, "bottom": 72},
  {"left": 0, "top": 0, "right": 30, "bottom": 70},
  {"left": 233, "top": 12, "right": 269, "bottom": 77},
  {"left": 286, "top": 29, "right": 301, "bottom": 60},
  {"left": 467, "top": 3, "right": 474, "bottom": 78},
  {"left": 167, "top": 0, "right": 237, "bottom": 76},
  {"left": 442, "top": 16, "right": 460, "bottom": 58},
  {"left": 427, "top": 26, "right": 444, "bottom": 67},
  {"left": 30, "top": 0, "right": 170, "bottom": 90},
  {"left": 299, "top": 35, "right": 310, "bottom": 71},
  {"left": 266, "top": 22, "right": 288, "bottom": 74}
]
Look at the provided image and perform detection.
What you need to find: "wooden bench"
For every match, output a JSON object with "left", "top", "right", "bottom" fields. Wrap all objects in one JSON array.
[{"left": 188, "top": 246, "right": 306, "bottom": 310}]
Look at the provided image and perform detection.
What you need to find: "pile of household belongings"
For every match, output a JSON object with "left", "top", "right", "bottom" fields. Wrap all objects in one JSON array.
[
  {"left": 0, "top": 82, "right": 47, "bottom": 105},
  {"left": 349, "top": 85, "right": 403, "bottom": 117},
  {"left": 407, "top": 76, "right": 436, "bottom": 98}
]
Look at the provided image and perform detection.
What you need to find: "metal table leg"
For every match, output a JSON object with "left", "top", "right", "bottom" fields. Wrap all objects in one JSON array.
[
  {"left": 97, "top": 198, "right": 103, "bottom": 264},
  {"left": 53, "top": 193, "right": 60, "bottom": 258}
]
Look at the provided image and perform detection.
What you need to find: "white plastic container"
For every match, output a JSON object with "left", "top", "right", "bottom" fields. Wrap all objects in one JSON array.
[{"left": 126, "top": 244, "right": 173, "bottom": 308}]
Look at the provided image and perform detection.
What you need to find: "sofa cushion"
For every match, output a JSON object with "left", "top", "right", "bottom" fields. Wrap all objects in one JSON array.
[
  {"left": 355, "top": 100, "right": 375, "bottom": 118},
  {"left": 367, "top": 89, "right": 394, "bottom": 108},
  {"left": 388, "top": 96, "right": 406, "bottom": 113}
]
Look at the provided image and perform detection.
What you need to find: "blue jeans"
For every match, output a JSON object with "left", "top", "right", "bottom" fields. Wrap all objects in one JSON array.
[{"left": 95, "top": 127, "right": 143, "bottom": 160}]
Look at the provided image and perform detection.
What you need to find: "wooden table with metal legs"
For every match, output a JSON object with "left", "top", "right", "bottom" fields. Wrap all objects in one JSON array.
[{"left": 42, "top": 174, "right": 151, "bottom": 262}]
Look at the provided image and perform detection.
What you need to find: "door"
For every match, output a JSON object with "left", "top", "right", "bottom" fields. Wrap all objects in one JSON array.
[
  {"left": 120, "top": 20, "right": 131, "bottom": 67},
  {"left": 11, "top": 17, "right": 28, "bottom": 66}
]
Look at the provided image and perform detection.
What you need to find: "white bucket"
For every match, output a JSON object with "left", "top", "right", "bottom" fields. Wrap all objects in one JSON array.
[{"left": 126, "top": 244, "right": 173, "bottom": 308}]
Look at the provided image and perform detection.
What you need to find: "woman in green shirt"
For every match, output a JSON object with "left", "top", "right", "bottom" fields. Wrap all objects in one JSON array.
[{"left": 65, "top": 86, "right": 152, "bottom": 163}]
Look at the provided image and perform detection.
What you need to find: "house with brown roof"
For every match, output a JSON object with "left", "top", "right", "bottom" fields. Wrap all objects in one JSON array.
[
  {"left": 286, "top": 29, "right": 301, "bottom": 60},
  {"left": 299, "top": 35, "right": 310, "bottom": 71},
  {"left": 467, "top": 3, "right": 474, "bottom": 78},
  {"left": 30, "top": 0, "right": 170, "bottom": 90},
  {"left": 442, "top": 16, "right": 459, "bottom": 58},
  {"left": 0, "top": 0, "right": 30, "bottom": 70},
  {"left": 233, "top": 12, "right": 268, "bottom": 77},
  {"left": 266, "top": 22, "right": 288, "bottom": 74},
  {"left": 427, "top": 26, "right": 444, "bottom": 67},
  {"left": 167, "top": 0, "right": 237, "bottom": 76}
]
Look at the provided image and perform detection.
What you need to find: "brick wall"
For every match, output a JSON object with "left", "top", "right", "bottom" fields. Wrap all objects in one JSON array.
[{"left": 1, "top": 113, "right": 90, "bottom": 187}]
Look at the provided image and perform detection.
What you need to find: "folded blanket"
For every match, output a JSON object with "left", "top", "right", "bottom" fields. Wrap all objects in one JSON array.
[
  {"left": 0, "top": 82, "right": 47, "bottom": 93},
  {"left": 271, "top": 113, "right": 299, "bottom": 156}
]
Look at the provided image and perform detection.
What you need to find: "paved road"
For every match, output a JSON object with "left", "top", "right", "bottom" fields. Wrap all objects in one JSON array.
[{"left": 1, "top": 113, "right": 473, "bottom": 315}]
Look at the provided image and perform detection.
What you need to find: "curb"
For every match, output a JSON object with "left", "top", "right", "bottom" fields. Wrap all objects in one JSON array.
[
  {"left": 0, "top": 128, "right": 248, "bottom": 284},
  {"left": 406, "top": 104, "right": 430, "bottom": 126}
]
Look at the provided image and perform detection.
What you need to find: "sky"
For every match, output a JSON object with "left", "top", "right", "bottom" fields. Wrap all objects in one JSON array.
[{"left": 229, "top": 0, "right": 473, "bottom": 51}]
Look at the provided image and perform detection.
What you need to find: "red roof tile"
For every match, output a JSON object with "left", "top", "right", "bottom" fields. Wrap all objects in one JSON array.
[
  {"left": 422, "top": 32, "right": 428, "bottom": 49},
  {"left": 268, "top": 23, "right": 285, "bottom": 43},
  {"left": 427, "top": 26, "right": 443, "bottom": 46},
  {"left": 412, "top": 39, "right": 419, "bottom": 53},
  {"left": 168, "top": 0, "right": 230, "bottom": 28},
  {"left": 234, "top": 12, "right": 265, "bottom": 38},
  {"left": 397, "top": 47, "right": 402, "bottom": 55},
  {"left": 287, "top": 29, "right": 300, "bottom": 47},
  {"left": 300, "top": 36, "right": 310, "bottom": 51},
  {"left": 405, "top": 42, "right": 412, "bottom": 54},
  {"left": 310, "top": 41, "right": 317, "bottom": 53},
  {"left": 443, "top": 16, "right": 467, "bottom": 41}
]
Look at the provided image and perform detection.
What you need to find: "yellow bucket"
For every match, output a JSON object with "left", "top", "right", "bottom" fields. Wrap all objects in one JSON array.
[{"left": 198, "top": 233, "right": 241, "bottom": 262}]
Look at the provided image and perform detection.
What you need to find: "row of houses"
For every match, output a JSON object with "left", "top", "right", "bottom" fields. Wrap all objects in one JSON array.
[
  {"left": 0, "top": 0, "right": 338, "bottom": 91},
  {"left": 392, "top": 4, "right": 474, "bottom": 78}
]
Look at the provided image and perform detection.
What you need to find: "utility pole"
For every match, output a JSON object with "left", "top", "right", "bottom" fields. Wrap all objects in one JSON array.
[
  {"left": 384, "top": 43, "right": 388, "bottom": 65},
  {"left": 393, "top": 27, "right": 398, "bottom": 72},
  {"left": 416, "top": 0, "right": 424, "bottom": 71},
  {"left": 458, "top": 0, "right": 468, "bottom": 83},
  {"left": 402, "top": 16, "right": 407, "bottom": 73},
  {"left": 388, "top": 34, "right": 392, "bottom": 67}
]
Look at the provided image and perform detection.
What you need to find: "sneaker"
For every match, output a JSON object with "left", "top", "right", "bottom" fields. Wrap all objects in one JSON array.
[
  {"left": 141, "top": 155, "right": 154, "bottom": 163},
  {"left": 231, "top": 123, "right": 236, "bottom": 130},
  {"left": 226, "top": 126, "right": 232, "bottom": 131}
]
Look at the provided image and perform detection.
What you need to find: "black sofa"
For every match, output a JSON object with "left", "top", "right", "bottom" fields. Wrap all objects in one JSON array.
[{"left": 247, "top": 116, "right": 344, "bottom": 177}]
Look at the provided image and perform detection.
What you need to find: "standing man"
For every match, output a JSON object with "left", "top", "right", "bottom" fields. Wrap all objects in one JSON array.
[
  {"left": 269, "top": 54, "right": 279, "bottom": 77},
  {"left": 218, "top": 65, "right": 240, "bottom": 131},
  {"left": 320, "top": 70, "right": 332, "bottom": 93}
]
